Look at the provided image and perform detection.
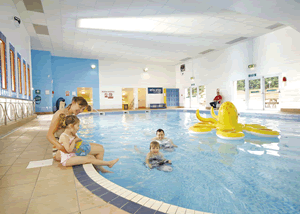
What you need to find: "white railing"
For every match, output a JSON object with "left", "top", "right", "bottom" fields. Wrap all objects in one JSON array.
[{"left": 0, "top": 96, "right": 35, "bottom": 126}]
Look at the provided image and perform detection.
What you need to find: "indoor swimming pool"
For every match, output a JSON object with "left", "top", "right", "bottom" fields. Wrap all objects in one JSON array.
[{"left": 78, "top": 110, "right": 300, "bottom": 214}]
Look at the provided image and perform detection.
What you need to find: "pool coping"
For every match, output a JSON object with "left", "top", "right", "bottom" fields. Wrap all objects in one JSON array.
[
  {"left": 73, "top": 164, "right": 205, "bottom": 214},
  {"left": 74, "top": 108, "right": 300, "bottom": 214}
]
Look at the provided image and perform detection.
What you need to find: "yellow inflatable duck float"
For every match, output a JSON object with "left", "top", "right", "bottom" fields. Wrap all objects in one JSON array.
[{"left": 189, "top": 101, "right": 280, "bottom": 140}]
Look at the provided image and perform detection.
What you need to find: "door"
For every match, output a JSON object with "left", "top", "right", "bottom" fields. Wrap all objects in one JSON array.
[
  {"left": 248, "top": 77, "right": 263, "bottom": 110},
  {"left": 234, "top": 80, "right": 246, "bottom": 110},
  {"left": 264, "top": 75, "right": 280, "bottom": 110},
  {"left": 138, "top": 88, "right": 146, "bottom": 108},
  {"left": 198, "top": 85, "right": 206, "bottom": 109},
  {"left": 185, "top": 87, "right": 191, "bottom": 108},
  {"left": 191, "top": 87, "right": 198, "bottom": 108},
  {"left": 122, "top": 88, "right": 134, "bottom": 110}
]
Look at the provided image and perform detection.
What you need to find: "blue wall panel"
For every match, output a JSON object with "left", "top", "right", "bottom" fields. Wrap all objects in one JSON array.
[
  {"left": 31, "top": 50, "right": 52, "bottom": 112},
  {"left": 51, "top": 56, "right": 99, "bottom": 110}
]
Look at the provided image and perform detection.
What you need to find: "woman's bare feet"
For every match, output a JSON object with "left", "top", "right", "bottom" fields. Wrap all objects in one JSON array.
[
  {"left": 95, "top": 166, "right": 113, "bottom": 173},
  {"left": 108, "top": 158, "right": 119, "bottom": 168}
]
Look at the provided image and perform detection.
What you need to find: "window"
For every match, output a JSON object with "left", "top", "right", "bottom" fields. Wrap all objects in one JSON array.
[
  {"left": 27, "top": 65, "right": 31, "bottom": 97},
  {"left": 23, "top": 61, "right": 27, "bottom": 95},
  {"left": 10, "top": 48, "right": 16, "bottom": 92},
  {"left": 18, "top": 57, "right": 22, "bottom": 94},
  {"left": 0, "top": 39, "right": 7, "bottom": 89}
]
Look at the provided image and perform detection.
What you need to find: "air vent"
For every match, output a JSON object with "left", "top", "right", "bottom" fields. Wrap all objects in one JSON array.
[
  {"left": 180, "top": 57, "right": 192, "bottom": 62},
  {"left": 199, "top": 49, "right": 215, "bottom": 55},
  {"left": 33, "top": 24, "right": 49, "bottom": 35},
  {"left": 226, "top": 37, "right": 248, "bottom": 44},
  {"left": 266, "top": 23, "right": 284, "bottom": 30}
]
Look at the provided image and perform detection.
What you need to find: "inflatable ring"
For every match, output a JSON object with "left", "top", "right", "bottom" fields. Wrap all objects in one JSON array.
[
  {"left": 216, "top": 130, "right": 245, "bottom": 140},
  {"left": 244, "top": 127, "right": 280, "bottom": 137},
  {"left": 189, "top": 126, "right": 213, "bottom": 133}
]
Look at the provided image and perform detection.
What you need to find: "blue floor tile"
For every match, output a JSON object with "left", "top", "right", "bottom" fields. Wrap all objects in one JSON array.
[
  {"left": 135, "top": 206, "right": 156, "bottom": 214},
  {"left": 121, "top": 201, "right": 142, "bottom": 214},
  {"left": 110, "top": 196, "right": 128, "bottom": 208},
  {"left": 80, "top": 178, "right": 95, "bottom": 186},
  {"left": 154, "top": 211, "right": 166, "bottom": 214},
  {"left": 100, "top": 192, "right": 118, "bottom": 202},
  {"left": 93, "top": 187, "right": 109, "bottom": 197},
  {"left": 86, "top": 182, "right": 102, "bottom": 192}
]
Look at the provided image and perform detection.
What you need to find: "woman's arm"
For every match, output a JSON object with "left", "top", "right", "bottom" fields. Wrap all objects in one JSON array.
[{"left": 47, "top": 112, "right": 67, "bottom": 153}]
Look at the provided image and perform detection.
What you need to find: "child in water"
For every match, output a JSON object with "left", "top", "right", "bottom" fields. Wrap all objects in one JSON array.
[
  {"left": 152, "top": 129, "right": 178, "bottom": 151},
  {"left": 58, "top": 114, "right": 119, "bottom": 168},
  {"left": 145, "top": 141, "right": 172, "bottom": 171}
]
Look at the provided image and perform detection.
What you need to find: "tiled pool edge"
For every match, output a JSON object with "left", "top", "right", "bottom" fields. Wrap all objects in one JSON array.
[
  {"left": 82, "top": 109, "right": 300, "bottom": 121},
  {"left": 73, "top": 164, "right": 206, "bottom": 214}
]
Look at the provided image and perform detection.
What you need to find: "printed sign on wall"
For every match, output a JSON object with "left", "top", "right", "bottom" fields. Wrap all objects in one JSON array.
[
  {"left": 65, "top": 91, "right": 70, "bottom": 96},
  {"left": 102, "top": 91, "right": 114, "bottom": 99},
  {"left": 148, "top": 87, "right": 163, "bottom": 94}
]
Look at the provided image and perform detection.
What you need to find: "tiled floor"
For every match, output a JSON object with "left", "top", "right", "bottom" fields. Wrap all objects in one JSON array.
[{"left": 0, "top": 115, "right": 130, "bottom": 214}]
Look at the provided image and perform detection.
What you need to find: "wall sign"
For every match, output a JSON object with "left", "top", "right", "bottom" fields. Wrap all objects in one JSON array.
[
  {"left": 35, "top": 89, "right": 41, "bottom": 94},
  {"left": 102, "top": 91, "right": 114, "bottom": 99},
  {"left": 45, "top": 90, "right": 50, "bottom": 95},
  {"left": 65, "top": 91, "right": 70, "bottom": 96},
  {"left": 148, "top": 87, "right": 163, "bottom": 94},
  {"left": 248, "top": 73, "right": 256, "bottom": 78}
]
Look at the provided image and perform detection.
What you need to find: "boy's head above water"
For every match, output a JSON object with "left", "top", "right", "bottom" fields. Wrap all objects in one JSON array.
[
  {"left": 150, "top": 141, "right": 160, "bottom": 154},
  {"left": 156, "top": 129, "right": 165, "bottom": 140}
]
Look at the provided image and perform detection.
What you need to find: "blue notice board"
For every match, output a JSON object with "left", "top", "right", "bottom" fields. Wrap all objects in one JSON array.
[{"left": 148, "top": 87, "right": 163, "bottom": 94}]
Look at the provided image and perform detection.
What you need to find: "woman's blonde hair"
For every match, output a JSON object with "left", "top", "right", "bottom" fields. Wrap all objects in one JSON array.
[
  {"left": 58, "top": 114, "right": 80, "bottom": 129},
  {"left": 150, "top": 141, "right": 160, "bottom": 150}
]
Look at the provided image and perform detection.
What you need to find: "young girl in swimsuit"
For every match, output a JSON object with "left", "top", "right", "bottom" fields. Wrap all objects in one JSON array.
[
  {"left": 58, "top": 114, "right": 119, "bottom": 168},
  {"left": 145, "top": 141, "right": 171, "bottom": 169}
]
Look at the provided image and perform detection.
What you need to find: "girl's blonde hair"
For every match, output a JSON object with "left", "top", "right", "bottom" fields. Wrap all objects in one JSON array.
[
  {"left": 58, "top": 114, "right": 80, "bottom": 129},
  {"left": 150, "top": 141, "right": 160, "bottom": 150}
]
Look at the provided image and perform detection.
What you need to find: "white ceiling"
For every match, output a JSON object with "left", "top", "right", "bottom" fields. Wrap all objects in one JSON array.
[{"left": 5, "top": 0, "right": 300, "bottom": 65}]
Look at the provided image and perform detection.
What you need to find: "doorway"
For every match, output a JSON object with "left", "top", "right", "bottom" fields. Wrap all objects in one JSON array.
[
  {"left": 138, "top": 88, "right": 146, "bottom": 108},
  {"left": 246, "top": 74, "right": 280, "bottom": 110},
  {"left": 122, "top": 88, "right": 134, "bottom": 110},
  {"left": 77, "top": 87, "right": 93, "bottom": 111}
]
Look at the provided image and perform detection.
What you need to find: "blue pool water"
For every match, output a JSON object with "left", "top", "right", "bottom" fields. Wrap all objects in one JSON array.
[{"left": 78, "top": 111, "right": 300, "bottom": 214}]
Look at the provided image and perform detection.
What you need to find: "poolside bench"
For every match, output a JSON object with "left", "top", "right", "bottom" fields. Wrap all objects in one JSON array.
[{"left": 150, "top": 103, "right": 166, "bottom": 109}]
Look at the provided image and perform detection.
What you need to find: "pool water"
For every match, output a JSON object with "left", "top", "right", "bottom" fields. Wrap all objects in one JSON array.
[{"left": 78, "top": 111, "right": 300, "bottom": 214}]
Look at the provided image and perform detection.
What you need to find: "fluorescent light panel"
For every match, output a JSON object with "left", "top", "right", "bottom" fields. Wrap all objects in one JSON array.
[{"left": 77, "top": 16, "right": 205, "bottom": 34}]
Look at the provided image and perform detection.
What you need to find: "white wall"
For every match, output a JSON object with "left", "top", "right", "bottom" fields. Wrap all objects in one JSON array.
[
  {"left": 0, "top": 0, "right": 32, "bottom": 98},
  {"left": 176, "top": 41, "right": 251, "bottom": 107},
  {"left": 176, "top": 26, "right": 300, "bottom": 110},
  {"left": 98, "top": 61, "right": 175, "bottom": 109},
  {"left": 253, "top": 26, "right": 300, "bottom": 109}
]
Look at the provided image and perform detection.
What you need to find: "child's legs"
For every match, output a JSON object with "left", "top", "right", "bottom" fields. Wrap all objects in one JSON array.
[
  {"left": 89, "top": 143, "right": 104, "bottom": 160},
  {"left": 65, "top": 155, "right": 112, "bottom": 167}
]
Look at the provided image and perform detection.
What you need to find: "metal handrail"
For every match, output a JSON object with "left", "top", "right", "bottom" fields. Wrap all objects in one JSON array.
[{"left": 0, "top": 98, "right": 35, "bottom": 126}]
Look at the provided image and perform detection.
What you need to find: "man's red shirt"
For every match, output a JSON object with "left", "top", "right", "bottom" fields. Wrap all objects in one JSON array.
[{"left": 214, "top": 95, "right": 222, "bottom": 103}]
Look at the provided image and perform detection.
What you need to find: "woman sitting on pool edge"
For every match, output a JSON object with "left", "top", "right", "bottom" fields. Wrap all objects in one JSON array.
[
  {"left": 47, "top": 96, "right": 111, "bottom": 173},
  {"left": 58, "top": 114, "right": 119, "bottom": 168},
  {"left": 152, "top": 129, "right": 178, "bottom": 151},
  {"left": 146, "top": 141, "right": 172, "bottom": 172}
]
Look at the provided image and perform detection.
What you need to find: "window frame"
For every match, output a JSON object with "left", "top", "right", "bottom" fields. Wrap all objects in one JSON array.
[
  {"left": 10, "top": 48, "right": 16, "bottom": 92},
  {"left": 0, "top": 38, "right": 7, "bottom": 90},
  {"left": 27, "top": 65, "right": 31, "bottom": 97},
  {"left": 23, "top": 61, "right": 27, "bottom": 95},
  {"left": 17, "top": 56, "right": 22, "bottom": 94}
]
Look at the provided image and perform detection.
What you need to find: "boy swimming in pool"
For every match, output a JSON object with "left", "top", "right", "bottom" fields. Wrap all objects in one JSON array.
[
  {"left": 151, "top": 129, "right": 178, "bottom": 151},
  {"left": 145, "top": 141, "right": 172, "bottom": 172}
]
